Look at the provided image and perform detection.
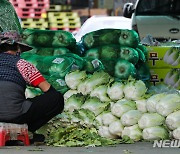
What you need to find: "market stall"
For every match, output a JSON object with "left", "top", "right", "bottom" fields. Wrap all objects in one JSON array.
[{"left": 21, "top": 28, "right": 180, "bottom": 147}]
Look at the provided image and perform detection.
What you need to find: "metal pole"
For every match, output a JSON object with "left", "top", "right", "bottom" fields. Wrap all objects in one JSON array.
[{"left": 88, "top": 0, "right": 94, "bottom": 17}]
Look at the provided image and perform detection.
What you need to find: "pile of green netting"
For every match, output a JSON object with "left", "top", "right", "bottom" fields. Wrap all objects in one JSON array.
[
  {"left": 21, "top": 29, "right": 80, "bottom": 94},
  {"left": 79, "top": 29, "right": 150, "bottom": 82},
  {"left": 22, "top": 29, "right": 76, "bottom": 48},
  {"left": 21, "top": 29, "right": 105, "bottom": 94},
  {"left": 21, "top": 52, "right": 86, "bottom": 94}
]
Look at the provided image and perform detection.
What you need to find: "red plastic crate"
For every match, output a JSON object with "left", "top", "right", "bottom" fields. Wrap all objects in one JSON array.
[
  {"left": 10, "top": 0, "right": 49, "bottom": 3},
  {"left": 16, "top": 12, "right": 45, "bottom": 18},
  {"left": 15, "top": 8, "right": 47, "bottom": 18},
  {"left": 0, "top": 123, "right": 30, "bottom": 146},
  {"left": 15, "top": 8, "right": 47, "bottom": 13},
  {"left": 11, "top": 2, "right": 49, "bottom": 9}
]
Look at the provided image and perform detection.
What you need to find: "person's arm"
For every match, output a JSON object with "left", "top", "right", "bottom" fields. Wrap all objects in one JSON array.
[{"left": 17, "top": 59, "right": 51, "bottom": 92}]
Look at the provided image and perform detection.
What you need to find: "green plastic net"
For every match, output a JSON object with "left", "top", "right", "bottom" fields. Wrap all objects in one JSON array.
[
  {"left": 81, "top": 29, "right": 140, "bottom": 49},
  {"left": 31, "top": 47, "right": 71, "bottom": 56},
  {"left": 22, "top": 29, "right": 76, "bottom": 48},
  {"left": 21, "top": 53, "right": 85, "bottom": 77}
]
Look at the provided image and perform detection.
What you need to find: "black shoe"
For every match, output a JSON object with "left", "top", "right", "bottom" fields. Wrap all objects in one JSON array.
[
  {"left": 5, "top": 140, "right": 24, "bottom": 146},
  {"left": 30, "top": 133, "right": 45, "bottom": 145}
]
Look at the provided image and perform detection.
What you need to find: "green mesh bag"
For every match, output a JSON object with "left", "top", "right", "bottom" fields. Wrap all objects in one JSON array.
[
  {"left": 119, "top": 47, "right": 139, "bottom": 65},
  {"left": 83, "top": 57, "right": 104, "bottom": 74},
  {"left": 53, "top": 47, "right": 70, "bottom": 56},
  {"left": 137, "top": 43, "right": 148, "bottom": 61},
  {"left": 84, "top": 47, "right": 100, "bottom": 59},
  {"left": 47, "top": 54, "right": 85, "bottom": 77},
  {"left": 119, "top": 29, "right": 139, "bottom": 48},
  {"left": 31, "top": 47, "right": 70, "bottom": 56},
  {"left": 35, "top": 48, "right": 54, "bottom": 56},
  {"left": 135, "top": 61, "right": 151, "bottom": 81},
  {"left": 61, "top": 53, "right": 85, "bottom": 70},
  {"left": 48, "top": 56, "right": 75, "bottom": 78},
  {"left": 20, "top": 52, "right": 40, "bottom": 67},
  {"left": 22, "top": 29, "right": 76, "bottom": 48},
  {"left": 84, "top": 44, "right": 120, "bottom": 60},
  {"left": 81, "top": 29, "right": 121, "bottom": 49},
  {"left": 101, "top": 58, "right": 117, "bottom": 76},
  {"left": 36, "top": 57, "right": 52, "bottom": 75},
  {"left": 21, "top": 53, "right": 49, "bottom": 74},
  {"left": 99, "top": 45, "right": 119, "bottom": 60},
  {"left": 20, "top": 52, "right": 33, "bottom": 60},
  {"left": 72, "top": 42, "right": 86, "bottom": 56},
  {"left": 82, "top": 29, "right": 140, "bottom": 49},
  {"left": 0, "top": 0, "right": 22, "bottom": 33},
  {"left": 21, "top": 52, "right": 85, "bottom": 77},
  {"left": 46, "top": 75, "right": 69, "bottom": 94},
  {"left": 114, "top": 59, "right": 137, "bottom": 80}
]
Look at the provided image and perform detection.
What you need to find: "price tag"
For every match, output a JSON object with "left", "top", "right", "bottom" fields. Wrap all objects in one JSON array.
[
  {"left": 56, "top": 79, "right": 66, "bottom": 86},
  {"left": 92, "top": 59, "right": 99, "bottom": 68},
  {"left": 52, "top": 58, "right": 64, "bottom": 64}
]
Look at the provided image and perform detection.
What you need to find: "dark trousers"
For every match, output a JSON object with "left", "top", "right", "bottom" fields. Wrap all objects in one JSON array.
[{"left": 7, "top": 86, "right": 64, "bottom": 132}]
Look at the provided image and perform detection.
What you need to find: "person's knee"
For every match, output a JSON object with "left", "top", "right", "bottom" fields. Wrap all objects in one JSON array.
[
  {"left": 53, "top": 92, "right": 64, "bottom": 114},
  {"left": 47, "top": 86, "right": 64, "bottom": 113},
  {"left": 57, "top": 93, "right": 64, "bottom": 113}
]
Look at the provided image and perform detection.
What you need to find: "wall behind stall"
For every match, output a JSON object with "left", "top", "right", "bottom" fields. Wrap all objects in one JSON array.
[{"left": 94, "top": 0, "right": 137, "bottom": 15}]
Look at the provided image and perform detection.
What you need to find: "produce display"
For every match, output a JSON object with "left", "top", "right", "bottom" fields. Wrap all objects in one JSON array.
[
  {"left": 22, "top": 28, "right": 180, "bottom": 147},
  {"left": 31, "top": 70, "right": 180, "bottom": 147}
]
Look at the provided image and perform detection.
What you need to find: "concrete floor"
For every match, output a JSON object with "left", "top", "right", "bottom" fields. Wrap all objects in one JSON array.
[{"left": 0, "top": 142, "right": 179, "bottom": 154}]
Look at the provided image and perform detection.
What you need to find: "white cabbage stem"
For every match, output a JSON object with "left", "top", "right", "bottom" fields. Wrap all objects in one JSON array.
[
  {"left": 146, "top": 93, "right": 166, "bottom": 113},
  {"left": 165, "top": 110, "right": 180, "bottom": 130},
  {"left": 98, "top": 126, "right": 118, "bottom": 139},
  {"left": 173, "top": 127, "right": 180, "bottom": 139},
  {"left": 109, "top": 120, "right": 124, "bottom": 136},
  {"left": 63, "top": 90, "right": 78, "bottom": 102},
  {"left": 121, "top": 110, "right": 142, "bottom": 126},
  {"left": 102, "top": 112, "right": 118, "bottom": 126},
  {"left": 156, "top": 94, "right": 180, "bottom": 117},
  {"left": 107, "top": 82, "right": 124, "bottom": 101},
  {"left": 135, "top": 99, "right": 147, "bottom": 113},
  {"left": 122, "top": 124, "right": 142, "bottom": 141},
  {"left": 111, "top": 99, "right": 136, "bottom": 118},
  {"left": 138, "top": 113, "right": 165, "bottom": 129},
  {"left": 142, "top": 126, "right": 169, "bottom": 140}
]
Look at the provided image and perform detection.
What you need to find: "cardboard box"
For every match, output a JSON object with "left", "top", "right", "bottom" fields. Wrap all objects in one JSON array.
[
  {"left": 149, "top": 68, "right": 180, "bottom": 89},
  {"left": 73, "top": 8, "right": 109, "bottom": 17},
  {"left": 147, "top": 46, "right": 180, "bottom": 68},
  {"left": 97, "top": 0, "right": 114, "bottom": 9}
]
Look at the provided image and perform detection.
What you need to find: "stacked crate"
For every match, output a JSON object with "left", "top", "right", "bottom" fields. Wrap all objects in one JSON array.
[
  {"left": 48, "top": 4, "right": 72, "bottom": 12},
  {"left": 10, "top": 0, "right": 81, "bottom": 32},
  {"left": 21, "top": 18, "right": 48, "bottom": 30},
  {"left": 10, "top": 0, "right": 49, "bottom": 29},
  {"left": 50, "top": 0, "right": 68, "bottom": 5},
  {"left": 47, "top": 11, "right": 81, "bottom": 32}
]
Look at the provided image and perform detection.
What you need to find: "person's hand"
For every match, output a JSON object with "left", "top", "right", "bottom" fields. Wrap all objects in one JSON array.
[{"left": 38, "top": 81, "right": 51, "bottom": 92}]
